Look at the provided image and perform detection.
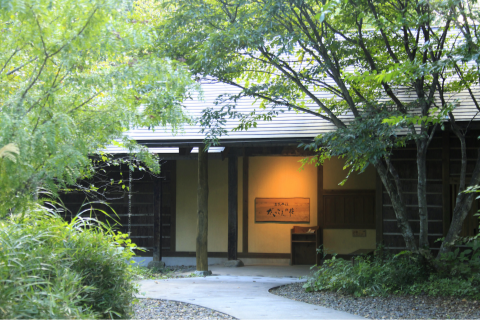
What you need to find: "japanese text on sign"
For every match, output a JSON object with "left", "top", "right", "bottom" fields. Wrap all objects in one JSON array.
[{"left": 255, "top": 198, "right": 309, "bottom": 223}]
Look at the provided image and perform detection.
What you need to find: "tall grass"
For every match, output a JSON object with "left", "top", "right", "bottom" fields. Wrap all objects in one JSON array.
[{"left": 0, "top": 206, "right": 138, "bottom": 319}]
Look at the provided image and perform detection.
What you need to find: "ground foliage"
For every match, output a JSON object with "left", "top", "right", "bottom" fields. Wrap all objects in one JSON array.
[
  {"left": 305, "top": 242, "right": 480, "bottom": 299},
  {"left": 0, "top": 206, "right": 139, "bottom": 319},
  {"left": 0, "top": 0, "right": 196, "bottom": 215},
  {"left": 156, "top": 0, "right": 480, "bottom": 256}
]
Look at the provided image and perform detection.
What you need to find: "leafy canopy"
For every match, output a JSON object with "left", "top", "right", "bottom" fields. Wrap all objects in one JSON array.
[
  {"left": 0, "top": 0, "right": 196, "bottom": 214},
  {"left": 156, "top": 0, "right": 479, "bottom": 179}
]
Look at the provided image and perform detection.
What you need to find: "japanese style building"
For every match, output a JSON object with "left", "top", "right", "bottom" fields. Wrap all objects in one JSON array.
[{"left": 61, "top": 82, "right": 480, "bottom": 266}]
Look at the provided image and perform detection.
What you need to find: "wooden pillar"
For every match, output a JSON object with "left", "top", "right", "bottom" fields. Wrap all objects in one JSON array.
[
  {"left": 170, "top": 160, "right": 177, "bottom": 252},
  {"left": 317, "top": 165, "right": 324, "bottom": 229},
  {"left": 228, "top": 155, "right": 238, "bottom": 260},
  {"left": 316, "top": 165, "right": 324, "bottom": 265},
  {"left": 196, "top": 144, "right": 209, "bottom": 271},
  {"left": 242, "top": 154, "right": 249, "bottom": 253},
  {"left": 153, "top": 178, "right": 162, "bottom": 261},
  {"left": 442, "top": 128, "right": 451, "bottom": 236}
]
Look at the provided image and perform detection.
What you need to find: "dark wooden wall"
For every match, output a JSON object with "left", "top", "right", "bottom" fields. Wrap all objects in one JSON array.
[
  {"left": 60, "top": 160, "right": 176, "bottom": 256},
  {"left": 381, "top": 135, "right": 444, "bottom": 251},
  {"left": 380, "top": 129, "right": 480, "bottom": 252},
  {"left": 447, "top": 130, "right": 480, "bottom": 238},
  {"left": 323, "top": 190, "right": 376, "bottom": 229},
  {"left": 158, "top": 160, "right": 176, "bottom": 253}
]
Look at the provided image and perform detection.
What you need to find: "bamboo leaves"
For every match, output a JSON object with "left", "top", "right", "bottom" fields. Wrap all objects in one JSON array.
[{"left": 0, "top": 0, "right": 195, "bottom": 214}]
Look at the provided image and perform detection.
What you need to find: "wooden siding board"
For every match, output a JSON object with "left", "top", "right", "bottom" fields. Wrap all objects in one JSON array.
[
  {"left": 450, "top": 161, "right": 478, "bottom": 175},
  {"left": 335, "top": 196, "right": 345, "bottom": 225},
  {"left": 391, "top": 148, "right": 443, "bottom": 159},
  {"left": 365, "top": 196, "right": 375, "bottom": 224},
  {"left": 381, "top": 130, "right": 480, "bottom": 252},
  {"left": 383, "top": 206, "right": 443, "bottom": 221},
  {"left": 324, "top": 197, "right": 335, "bottom": 225},
  {"left": 354, "top": 196, "right": 364, "bottom": 224},
  {"left": 384, "top": 182, "right": 443, "bottom": 194},
  {"left": 345, "top": 197, "right": 355, "bottom": 224},
  {"left": 383, "top": 221, "right": 444, "bottom": 234},
  {"left": 153, "top": 177, "right": 162, "bottom": 261},
  {"left": 382, "top": 193, "right": 443, "bottom": 206},
  {"left": 324, "top": 190, "right": 375, "bottom": 228},
  {"left": 60, "top": 160, "right": 178, "bottom": 255}
]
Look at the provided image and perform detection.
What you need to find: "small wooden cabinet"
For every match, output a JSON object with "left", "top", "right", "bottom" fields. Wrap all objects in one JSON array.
[{"left": 290, "top": 226, "right": 322, "bottom": 265}]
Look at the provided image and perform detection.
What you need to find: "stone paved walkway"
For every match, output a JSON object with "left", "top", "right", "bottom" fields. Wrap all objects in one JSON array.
[{"left": 137, "top": 266, "right": 362, "bottom": 320}]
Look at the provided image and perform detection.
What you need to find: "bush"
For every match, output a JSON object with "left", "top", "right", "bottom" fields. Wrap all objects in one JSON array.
[
  {"left": 0, "top": 208, "right": 138, "bottom": 319},
  {"left": 304, "top": 244, "right": 480, "bottom": 299},
  {"left": 418, "top": 275, "right": 480, "bottom": 297}
]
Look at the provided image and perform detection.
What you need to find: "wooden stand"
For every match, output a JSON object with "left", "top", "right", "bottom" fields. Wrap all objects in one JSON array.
[{"left": 290, "top": 226, "right": 321, "bottom": 265}]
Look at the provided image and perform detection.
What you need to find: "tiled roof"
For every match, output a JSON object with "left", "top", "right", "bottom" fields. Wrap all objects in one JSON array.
[{"left": 105, "top": 81, "right": 480, "bottom": 153}]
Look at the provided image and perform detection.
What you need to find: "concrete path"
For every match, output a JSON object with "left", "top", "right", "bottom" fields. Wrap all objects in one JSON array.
[
  {"left": 137, "top": 265, "right": 362, "bottom": 320},
  {"left": 182, "top": 264, "right": 315, "bottom": 278}
]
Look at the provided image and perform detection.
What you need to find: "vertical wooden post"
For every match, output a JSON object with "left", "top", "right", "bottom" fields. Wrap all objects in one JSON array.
[
  {"left": 228, "top": 154, "right": 238, "bottom": 260},
  {"left": 153, "top": 178, "right": 162, "bottom": 261},
  {"left": 170, "top": 160, "right": 177, "bottom": 252},
  {"left": 196, "top": 144, "right": 209, "bottom": 271},
  {"left": 375, "top": 172, "right": 383, "bottom": 245},
  {"left": 317, "top": 165, "right": 324, "bottom": 229},
  {"left": 316, "top": 165, "right": 324, "bottom": 265},
  {"left": 442, "top": 128, "right": 451, "bottom": 236},
  {"left": 242, "top": 153, "right": 249, "bottom": 253}
]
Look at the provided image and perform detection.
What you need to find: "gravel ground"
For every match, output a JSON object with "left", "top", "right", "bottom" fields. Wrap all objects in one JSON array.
[
  {"left": 270, "top": 282, "right": 480, "bottom": 319},
  {"left": 133, "top": 298, "right": 237, "bottom": 320}
]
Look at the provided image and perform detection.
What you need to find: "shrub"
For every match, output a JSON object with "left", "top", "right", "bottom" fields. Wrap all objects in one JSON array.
[
  {"left": 434, "top": 238, "right": 480, "bottom": 279},
  {"left": 0, "top": 208, "right": 138, "bottom": 319},
  {"left": 304, "top": 243, "right": 480, "bottom": 299},
  {"left": 418, "top": 275, "right": 480, "bottom": 298}
]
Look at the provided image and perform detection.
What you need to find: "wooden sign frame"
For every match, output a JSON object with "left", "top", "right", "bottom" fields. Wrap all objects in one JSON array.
[{"left": 255, "top": 198, "right": 310, "bottom": 223}]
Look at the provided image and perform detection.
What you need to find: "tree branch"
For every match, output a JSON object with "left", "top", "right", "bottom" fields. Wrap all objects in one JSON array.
[{"left": 219, "top": 77, "right": 336, "bottom": 123}]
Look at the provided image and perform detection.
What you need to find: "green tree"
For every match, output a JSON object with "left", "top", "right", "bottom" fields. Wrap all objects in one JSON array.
[
  {"left": 156, "top": 0, "right": 480, "bottom": 257},
  {"left": 0, "top": 0, "right": 196, "bottom": 214}
]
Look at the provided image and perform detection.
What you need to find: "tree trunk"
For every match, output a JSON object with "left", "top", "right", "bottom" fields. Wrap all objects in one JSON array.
[
  {"left": 439, "top": 192, "right": 475, "bottom": 256},
  {"left": 196, "top": 144, "right": 209, "bottom": 271},
  {"left": 374, "top": 160, "right": 418, "bottom": 252},
  {"left": 416, "top": 137, "right": 429, "bottom": 249},
  {"left": 438, "top": 145, "right": 480, "bottom": 257}
]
